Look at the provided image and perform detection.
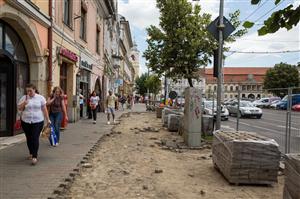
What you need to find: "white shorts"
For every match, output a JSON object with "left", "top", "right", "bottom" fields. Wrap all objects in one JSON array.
[{"left": 107, "top": 107, "right": 115, "bottom": 114}]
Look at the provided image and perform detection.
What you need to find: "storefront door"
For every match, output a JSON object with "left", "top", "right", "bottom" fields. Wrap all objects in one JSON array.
[{"left": 0, "top": 57, "right": 13, "bottom": 136}]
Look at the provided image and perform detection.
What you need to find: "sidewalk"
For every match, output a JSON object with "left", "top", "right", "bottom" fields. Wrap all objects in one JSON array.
[{"left": 0, "top": 104, "right": 146, "bottom": 199}]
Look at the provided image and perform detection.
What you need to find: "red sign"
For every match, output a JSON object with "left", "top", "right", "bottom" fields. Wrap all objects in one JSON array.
[{"left": 60, "top": 48, "right": 78, "bottom": 62}]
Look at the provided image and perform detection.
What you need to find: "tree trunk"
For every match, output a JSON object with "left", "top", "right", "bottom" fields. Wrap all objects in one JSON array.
[{"left": 188, "top": 78, "right": 193, "bottom": 87}]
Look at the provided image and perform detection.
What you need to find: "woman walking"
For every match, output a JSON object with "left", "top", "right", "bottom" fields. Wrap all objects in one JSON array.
[
  {"left": 47, "top": 87, "right": 68, "bottom": 146},
  {"left": 90, "top": 91, "right": 100, "bottom": 124},
  {"left": 18, "top": 84, "right": 51, "bottom": 165}
]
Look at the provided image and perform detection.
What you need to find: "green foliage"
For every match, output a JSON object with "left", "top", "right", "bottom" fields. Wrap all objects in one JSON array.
[
  {"left": 263, "top": 63, "right": 300, "bottom": 97},
  {"left": 144, "top": 0, "right": 246, "bottom": 87},
  {"left": 244, "top": 1, "right": 300, "bottom": 35},
  {"left": 145, "top": 75, "right": 162, "bottom": 95},
  {"left": 135, "top": 73, "right": 148, "bottom": 95}
]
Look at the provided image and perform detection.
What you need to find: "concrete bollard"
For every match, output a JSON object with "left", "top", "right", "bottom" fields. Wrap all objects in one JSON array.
[
  {"left": 202, "top": 115, "right": 214, "bottom": 136},
  {"left": 167, "top": 114, "right": 180, "bottom": 132},
  {"left": 183, "top": 87, "right": 202, "bottom": 147}
]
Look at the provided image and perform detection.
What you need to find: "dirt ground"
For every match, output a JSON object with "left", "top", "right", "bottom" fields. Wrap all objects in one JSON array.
[{"left": 60, "top": 112, "right": 284, "bottom": 199}]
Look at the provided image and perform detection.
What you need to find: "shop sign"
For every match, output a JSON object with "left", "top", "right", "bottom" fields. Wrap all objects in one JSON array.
[
  {"left": 80, "top": 60, "right": 93, "bottom": 71},
  {"left": 60, "top": 48, "right": 78, "bottom": 62}
]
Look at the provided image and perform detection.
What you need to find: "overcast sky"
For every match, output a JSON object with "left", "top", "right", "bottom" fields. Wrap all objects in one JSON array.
[{"left": 119, "top": 0, "right": 300, "bottom": 75}]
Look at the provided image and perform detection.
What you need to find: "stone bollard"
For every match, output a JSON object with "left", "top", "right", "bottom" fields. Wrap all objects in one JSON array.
[
  {"left": 167, "top": 114, "right": 180, "bottom": 132},
  {"left": 202, "top": 115, "right": 214, "bottom": 136},
  {"left": 183, "top": 87, "right": 202, "bottom": 147},
  {"left": 156, "top": 107, "right": 164, "bottom": 118}
]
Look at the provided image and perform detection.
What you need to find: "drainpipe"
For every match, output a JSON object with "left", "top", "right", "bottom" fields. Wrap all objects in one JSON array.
[{"left": 47, "top": 0, "right": 53, "bottom": 96}]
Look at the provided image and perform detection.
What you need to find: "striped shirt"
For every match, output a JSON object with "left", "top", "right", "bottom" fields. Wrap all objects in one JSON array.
[{"left": 18, "top": 94, "right": 46, "bottom": 123}]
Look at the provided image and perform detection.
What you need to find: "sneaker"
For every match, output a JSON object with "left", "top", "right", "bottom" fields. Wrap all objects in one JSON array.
[
  {"left": 93, "top": 121, "right": 96, "bottom": 124},
  {"left": 107, "top": 121, "right": 110, "bottom": 125},
  {"left": 31, "top": 158, "right": 38, "bottom": 165}
]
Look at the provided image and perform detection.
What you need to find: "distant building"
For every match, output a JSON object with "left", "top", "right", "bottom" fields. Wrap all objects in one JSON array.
[{"left": 205, "top": 67, "right": 270, "bottom": 100}]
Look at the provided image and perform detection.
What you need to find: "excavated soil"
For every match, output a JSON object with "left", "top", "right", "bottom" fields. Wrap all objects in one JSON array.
[{"left": 59, "top": 112, "right": 284, "bottom": 199}]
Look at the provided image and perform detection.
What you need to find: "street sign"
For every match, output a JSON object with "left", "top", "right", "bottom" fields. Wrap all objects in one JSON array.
[
  {"left": 207, "top": 16, "right": 235, "bottom": 41},
  {"left": 169, "top": 91, "right": 178, "bottom": 100}
]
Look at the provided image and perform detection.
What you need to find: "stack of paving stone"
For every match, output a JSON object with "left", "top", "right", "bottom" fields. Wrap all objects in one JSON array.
[
  {"left": 212, "top": 131, "right": 280, "bottom": 185},
  {"left": 283, "top": 153, "right": 300, "bottom": 199},
  {"left": 162, "top": 108, "right": 181, "bottom": 127}
]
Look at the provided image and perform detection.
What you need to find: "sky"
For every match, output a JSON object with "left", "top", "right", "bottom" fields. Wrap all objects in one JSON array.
[{"left": 119, "top": 0, "right": 300, "bottom": 76}]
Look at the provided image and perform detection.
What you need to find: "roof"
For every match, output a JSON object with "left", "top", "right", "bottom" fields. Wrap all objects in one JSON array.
[
  {"left": 205, "top": 67, "right": 270, "bottom": 75},
  {"left": 205, "top": 67, "right": 270, "bottom": 84}
]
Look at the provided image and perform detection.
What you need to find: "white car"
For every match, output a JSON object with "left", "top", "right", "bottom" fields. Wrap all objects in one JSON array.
[
  {"left": 202, "top": 101, "right": 229, "bottom": 120},
  {"left": 227, "top": 101, "right": 263, "bottom": 119}
]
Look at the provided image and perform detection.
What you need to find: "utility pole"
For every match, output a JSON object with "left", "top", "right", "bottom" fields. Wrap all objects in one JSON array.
[{"left": 216, "top": 0, "right": 224, "bottom": 130}]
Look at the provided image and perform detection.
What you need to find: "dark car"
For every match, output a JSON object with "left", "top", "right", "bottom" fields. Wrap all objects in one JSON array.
[{"left": 277, "top": 94, "right": 300, "bottom": 110}]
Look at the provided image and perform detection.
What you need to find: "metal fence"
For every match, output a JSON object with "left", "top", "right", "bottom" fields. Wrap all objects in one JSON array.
[{"left": 205, "top": 87, "right": 300, "bottom": 154}]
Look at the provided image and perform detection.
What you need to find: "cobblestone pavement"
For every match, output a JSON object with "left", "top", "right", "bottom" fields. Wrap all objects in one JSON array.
[{"left": 0, "top": 104, "right": 146, "bottom": 199}]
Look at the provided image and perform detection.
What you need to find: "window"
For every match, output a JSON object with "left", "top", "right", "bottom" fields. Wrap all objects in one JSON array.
[
  {"left": 63, "top": 0, "right": 71, "bottom": 26},
  {"left": 230, "top": 86, "right": 233, "bottom": 91},
  {"left": 214, "top": 86, "right": 217, "bottom": 91},
  {"left": 208, "top": 86, "right": 211, "bottom": 91},
  {"left": 236, "top": 86, "right": 239, "bottom": 91},
  {"left": 96, "top": 28, "right": 100, "bottom": 54},
  {"left": 225, "top": 86, "right": 228, "bottom": 91},
  {"left": 60, "top": 62, "right": 68, "bottom": 93},
  {"left": 80, "top": 6, "right": 87, "bottom": 40},
  {"left": 225, "top": 94, "right": 227, "bottom": 99}
]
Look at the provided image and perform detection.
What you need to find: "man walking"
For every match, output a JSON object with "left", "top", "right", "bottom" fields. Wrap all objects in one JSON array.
[{"left": 106, "top": 90, "right": 117, "bottom": 125}]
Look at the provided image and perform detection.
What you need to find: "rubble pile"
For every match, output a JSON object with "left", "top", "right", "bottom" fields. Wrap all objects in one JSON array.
[
  {"left": 283, "top": 153, "right": 300, "bottom": 199},
  {"left": 212, "top": 131, "right": 280, "bottom": 185}
]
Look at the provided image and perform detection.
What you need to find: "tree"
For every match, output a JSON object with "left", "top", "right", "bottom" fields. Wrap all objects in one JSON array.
[
  {"left": 135, "top": 73, "right": 148, "bottom": 95},
  {"left": 263, "top": 62, "right": 300, "bottom": 97},
  {"left": 145, "top": 75, "right": 162, "bottom": 98},
  {"left": 144, "top": 0, "right": 246, "bottom": 87},
  {"left": 243, "top": 0, "right": 300, "bottom": 35}
]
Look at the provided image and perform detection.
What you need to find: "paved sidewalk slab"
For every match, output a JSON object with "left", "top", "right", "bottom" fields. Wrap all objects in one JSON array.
[{"left": 0, "top": 104, "right": 146, "bottom": 199}]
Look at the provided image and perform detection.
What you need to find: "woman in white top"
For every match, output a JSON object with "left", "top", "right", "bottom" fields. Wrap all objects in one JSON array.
[
  {"left": 18, "top": 84, "right": 51, "bottom": 165},
  {"left": 90, "top": 91, "right": 100, "bottom": 124}
]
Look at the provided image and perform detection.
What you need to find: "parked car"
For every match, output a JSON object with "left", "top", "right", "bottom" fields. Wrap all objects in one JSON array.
[
  {"left": 252, "top": 97, "right": 281, "bottom": 108},
  {"left": 227, "top": 100, "right": 263, "bottom": 118},
  {"left": 276, "top": 94, "right": 300, "bottom": 110},
  {"left": 292, "top": 104, "right": 300, "bottom": 112},
  {"left": 270, "top": 100, "right": 281, "bottom": 109},
  {"left": 202, "top": 101, "right": 229, "bottom": 121},
  {"left": 176, "top": 97, "right": 185, "bottom": 107}
]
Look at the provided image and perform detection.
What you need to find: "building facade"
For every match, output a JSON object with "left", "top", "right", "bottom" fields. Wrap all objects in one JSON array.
[
  {"left": 0, "top": 0, "right": 50, "bottom": 136},
  {"left": 205, "top": 67, "right": 270, "bottom": 100},
  {"left": 0, "top": 0, "right": 138, "bottom": 137}
]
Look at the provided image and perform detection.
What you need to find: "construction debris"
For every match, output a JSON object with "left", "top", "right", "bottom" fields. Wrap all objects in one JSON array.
[{"left": 212, "top": 131, "right": 280, "bottom": 185}]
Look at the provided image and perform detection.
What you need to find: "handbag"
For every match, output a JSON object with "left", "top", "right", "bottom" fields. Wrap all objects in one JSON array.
[
  {"left": 49, "top": 124, "right": 58, "bottom": 146},
  {"left": 41, "top": 125, "right": 51, "bottom": 138}
]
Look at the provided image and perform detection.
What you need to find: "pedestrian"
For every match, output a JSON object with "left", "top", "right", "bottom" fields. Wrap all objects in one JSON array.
[
  {"left": 106, "top": 90, "right": 117, "bottom": 125},
  {"left": 47, "top": 86, "right": 68, "bottom": 146},
  {"left": 120, "top": 95, "right": 126, "bottom": 111},
  {"left": 90, "top": 91, "right": 100, "bottom": 124},
  {"left": 18, "top": 83, "right": 51, "bottom": 165},
  {"left": 79, "top": 89, "right": 84, "bottom": 118},
  {"left": 87, "top": 89, "right": 92, "bottom": 119}
]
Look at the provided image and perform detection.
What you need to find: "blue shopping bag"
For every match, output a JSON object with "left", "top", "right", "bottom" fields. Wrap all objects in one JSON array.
[{"left": 49, "top": 124, "right": 58, "bottom": 146}]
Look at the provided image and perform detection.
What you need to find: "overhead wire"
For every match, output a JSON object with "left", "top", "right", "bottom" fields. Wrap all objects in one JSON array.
[{"left": 228, "top": 50, "right": 300, "bottom": 54}]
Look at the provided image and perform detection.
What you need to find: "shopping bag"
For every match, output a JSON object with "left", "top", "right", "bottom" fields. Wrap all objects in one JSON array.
[
  {"left": 49, "top": 124, "right": 58, "bottom": 146},
  {"left": 41, "top": 125, "right": 51, "bottom": 138}
]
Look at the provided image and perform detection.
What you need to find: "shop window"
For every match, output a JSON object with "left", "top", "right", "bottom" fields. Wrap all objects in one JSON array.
[
  {"left": 60, "top": 62, "right": 68, "bottom": 93},
  {"left": 63, "top": 0, "right": 72, "bottom": 27},
  {"left": 96, "top": 28, "right": 100, "bottom": 54},
  {"left": 80, "top": 5, "right": 87, "bottom": 41}
]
